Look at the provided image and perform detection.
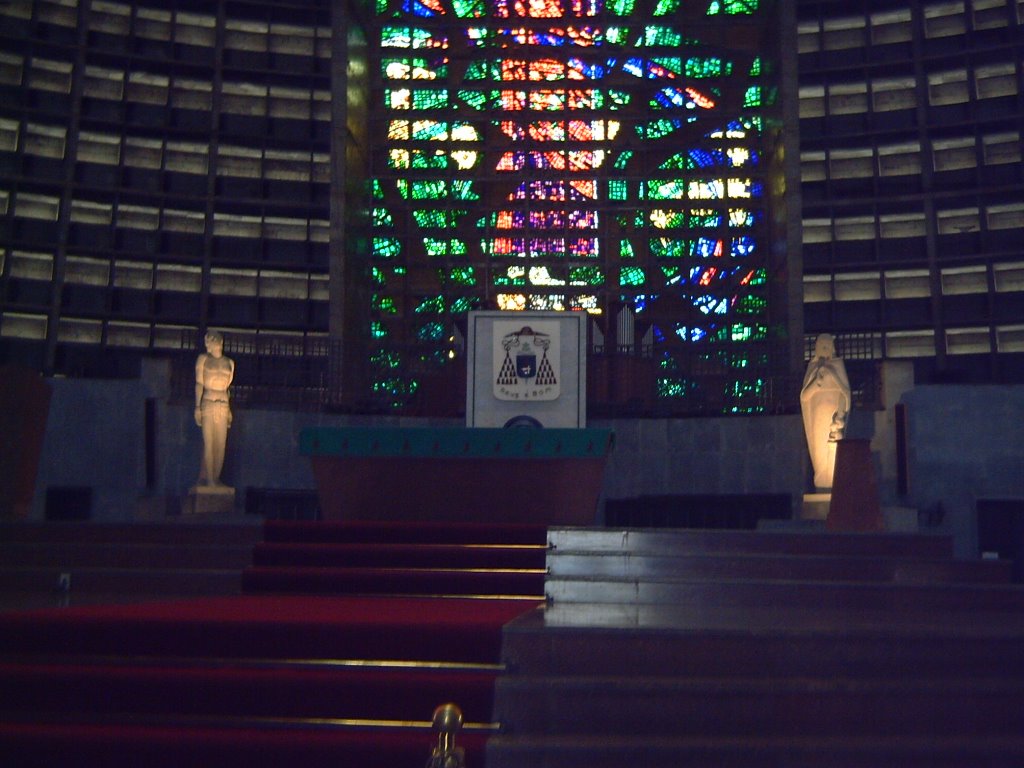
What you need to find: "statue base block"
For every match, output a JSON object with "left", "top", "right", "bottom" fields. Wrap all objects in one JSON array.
[
  {"left": 183, "top": 485, "right": 236, "bottom": 516},
  {"left": 801, "top": 493, "right": 831, "bottom": 521}
]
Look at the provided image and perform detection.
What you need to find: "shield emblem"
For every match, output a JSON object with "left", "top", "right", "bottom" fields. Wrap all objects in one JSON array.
[{"left": 516, "top": 354, "right": 537, "bottom": 379}]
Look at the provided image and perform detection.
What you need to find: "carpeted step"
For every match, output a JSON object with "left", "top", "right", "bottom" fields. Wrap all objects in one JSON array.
[
  {"left": 0, "top": 720, "right": 492, "bottom": 768},
  {"left": 262, "top": 520, "right": 550, "bottom": 546},
  {"left": 242, "top": 565, "right": 546, "bottom": 598},
  {"left": 0, "top": 595, "right": 540, "bottom": 664},
  {"left": 1, "top": 542, "right": 254, "bottom": 570},
  {"left": 0, "top": 521, "right": 264, "bottom": 547},
  {"left": 0, "top": 566, "right": 243, "bottom": 597},
  {"left": 0, "top": 659, "right": 500, "bottom": 723},
  {"left": 252, "top": 541, "right": 548, "bottom": 569}
]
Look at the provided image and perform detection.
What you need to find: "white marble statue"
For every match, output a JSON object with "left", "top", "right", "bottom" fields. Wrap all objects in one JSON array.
[
  {"left": 194, "top": 330, "right": 235, "bottom": 487},
  {"left": 799, "top": 333, "right": 851, "bottom": 490}
]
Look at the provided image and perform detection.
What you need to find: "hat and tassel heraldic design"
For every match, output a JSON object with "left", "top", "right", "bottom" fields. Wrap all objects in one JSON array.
[{"left": 494, "top": 324, "right": 561, "bottom": 401}]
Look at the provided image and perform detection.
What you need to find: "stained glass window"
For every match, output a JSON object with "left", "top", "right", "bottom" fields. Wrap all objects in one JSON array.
[{"left": 367, "top": 0, "right": 777, "bottom": 410}]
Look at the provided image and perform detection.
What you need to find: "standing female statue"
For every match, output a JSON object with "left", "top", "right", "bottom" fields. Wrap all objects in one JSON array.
[
  {"left": 194, "top": 330, "right": 235, "bottom": 487},
  {"left": 799, "top": 333, "right": 851, "bottom": 490}
]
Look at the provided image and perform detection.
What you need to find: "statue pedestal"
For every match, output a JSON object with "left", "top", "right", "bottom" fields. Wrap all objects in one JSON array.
[
  {"left": 802, "top": 492, "right": 831, "bottom": 521},
  {"left": 827, "top": 439, "right": 883, "bottom": 532},
  {"left": 183, "top": 485, "right": 236, "bottom": 516}
]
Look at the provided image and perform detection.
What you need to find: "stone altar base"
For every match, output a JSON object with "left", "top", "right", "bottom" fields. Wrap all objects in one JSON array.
[{"left": 182, "top": 485, "right": 236, "bottom": 516}]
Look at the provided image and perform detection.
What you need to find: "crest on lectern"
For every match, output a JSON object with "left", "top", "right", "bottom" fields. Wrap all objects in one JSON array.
[{"left": 493, "top": 322, "right": 560, "bottom": 401}]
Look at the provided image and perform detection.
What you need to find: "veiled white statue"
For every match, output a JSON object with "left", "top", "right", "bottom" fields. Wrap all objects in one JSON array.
[
  {"left": 800, "top": 333, "right": 851, "bottom": 490},
  {"left": 194, "top": 330, "right": 235, "bottom": 487}
]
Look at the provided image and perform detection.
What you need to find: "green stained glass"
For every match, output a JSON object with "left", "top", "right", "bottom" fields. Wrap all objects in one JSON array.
[
  {"left": 373, "top": 377, "right": 418, "bottom": 401},
  {"left": 651, "top": 57, "right": 683, "bottom": 76},
  {"left": 604, "top": 26, "right": 628, "bottom": 44},
  {"left": 458, "top": 90, "right": 488, "bottom": 110},
  {"left": 723, "top": 0, "right": 759, "bottom": 14},
  {"left": 424, "top": 239, "right": 448, "bottom": 257},
  {"left": 726, "top": 323, "right": 767, "bottom": 342},
  {"left": 412, "top": 90, "right": 448, "bottom": 109},
  {"left": 614, "top": 151, "right": 633, "bottom": 170},
  {"left": 451, "top": 181, "right": 478, "bottom": 200},
  {"left": 380, "top": 27, "right": 436, "bottom": 48},
  {"left": 416, "top": 321, "right": 446, "bottom": 341},
  {"left": 744, "top": 86, "right": 762, "bottom": 108},
  {"left": 645, "top": 27, "right": 682, "bottom": 46},
  {"left": 371, "top": 350, "right": 402, "bottom": 370},
  {"left": 638, "top": 120, "right": 680, "bottom": 140},
  {"left": 689, "top": 209, "right": 722, "bottom": 227},
  {"left": 646, "top": 180, "right": 687, "bottom": 200},
  {"left": 735, "top": 294, "right": 767, "bottom": 314},
  {"left": 687, "top": 57, "right": 730, "bottom": 78},
  {"left": 570, "top": 266, "right": 604, "bottom": 286},
  {"left": 660, "top": 154, "right": 689, "bottom": 170},
  {"left": 410, "top": 152, "right": 448, "bottom": 170},
  {"left": 449, "top": 296, "right": 475, "bottom": 312},
  {"left": 620, "top": 239, "right": 635, "bottom": 259},
  {"left": 374, "top": 237, "right": 401, "bottom": 258},
  {"left": 661, "top": 265, "right": 682, "bottom": 280},
  {"left": 370, "top": 267, "right": 387, "bottom": 286},
  {"left": 372, "top": 180, "right": 384, "bottom": 200},
  {"left": 609, "top": 179, "right": 628, "bottom": 200},
  {"left": 657, "top": 377, "right": 696, "bottom": 398},
  {"left": 370, "top": 321, "right": 388, "bottom": 339},
  {"left": 620, "top": 266, "right": 645, "bottom": 286},
  {"left": 451, "top": 0, "right": 485, "bottom": 18},
  {"left": 607, "top": 91, "right": 631, "bottom": 108},
  {"left": 415, "top": 296, "right": 446, "bottom": 313},
  {"left": 409, "top": 180, "right": 448, "bottom": 199},
  {"left": 374, "top": 208, "right": 394, "bottom": 227},
  {"left": 653, "top": 0, "right": 681, "bottom": 15},
  {"left": 413, "top": 210, "right": 458, "bottom": 228},
  {"left": 749, "top": 57, "right": 762, "bottom": 76},
  {"left": 650, "top": 239, "right": 688, "bottom": 259},
  {"left": 372, "top": 294, "right": 398, "bottom": 314},
  {"left": 650, "top": 209, "right": 687, "bottom": 228},
  {"left": 608, "top": 0, "right": 636, "bottom": 16}
]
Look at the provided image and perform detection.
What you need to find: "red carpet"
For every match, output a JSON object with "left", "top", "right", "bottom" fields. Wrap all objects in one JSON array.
[
  {"left": 0, "top": 594, "right": 535, "bottom": 662},
  {"left": 0, "top": 521, "right": 548, "bottom": 766}
]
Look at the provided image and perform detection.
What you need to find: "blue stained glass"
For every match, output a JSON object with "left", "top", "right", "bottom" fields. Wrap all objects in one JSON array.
[
  {"left": 404, "top": 0, "right": 442, "bottom": 17},
  {"left": 692, "top": 238, "right": 721, "bottom": 258},
  {"left": 731, "top": 236, "right": 756, "bottom": 257},
  {"left": 569, "top": 58, "right": 605, "bottom": 78}
]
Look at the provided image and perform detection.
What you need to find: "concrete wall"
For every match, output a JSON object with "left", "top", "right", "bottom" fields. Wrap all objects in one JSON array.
[
  {"left": 29, "top": 360, "right": 809, "bottom": 521},
  {"left": 29, "top": 360, "right": 1024, "bottom": 559},
  {"left": 900, "top": 385, "right": 1024, "bottom": 557}
]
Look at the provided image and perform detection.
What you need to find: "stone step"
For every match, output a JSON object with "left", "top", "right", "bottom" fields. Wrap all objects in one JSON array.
[
  {"left": 543, "top": 576, "right": 1024, "bottom": 611},
  {"left": 547, "top": 528, "right": 953, "bottom": 559},
  {"left": 500, "top": 610, "right": 1024, "bottom": 680},
  {"left": 493, "top": 676, "right": 1024, "bottom": 737},
  {"left": 485, "top": 734, "right": 1024, "bottom": 768},
  {"left": 547, "top": 551, "right": 1011, "bottom": 584}
]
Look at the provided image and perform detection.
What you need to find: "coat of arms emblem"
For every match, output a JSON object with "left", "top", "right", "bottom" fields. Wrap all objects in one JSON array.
[{"left": 493, "top": 322, "right": 560, "bottom": 401}]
